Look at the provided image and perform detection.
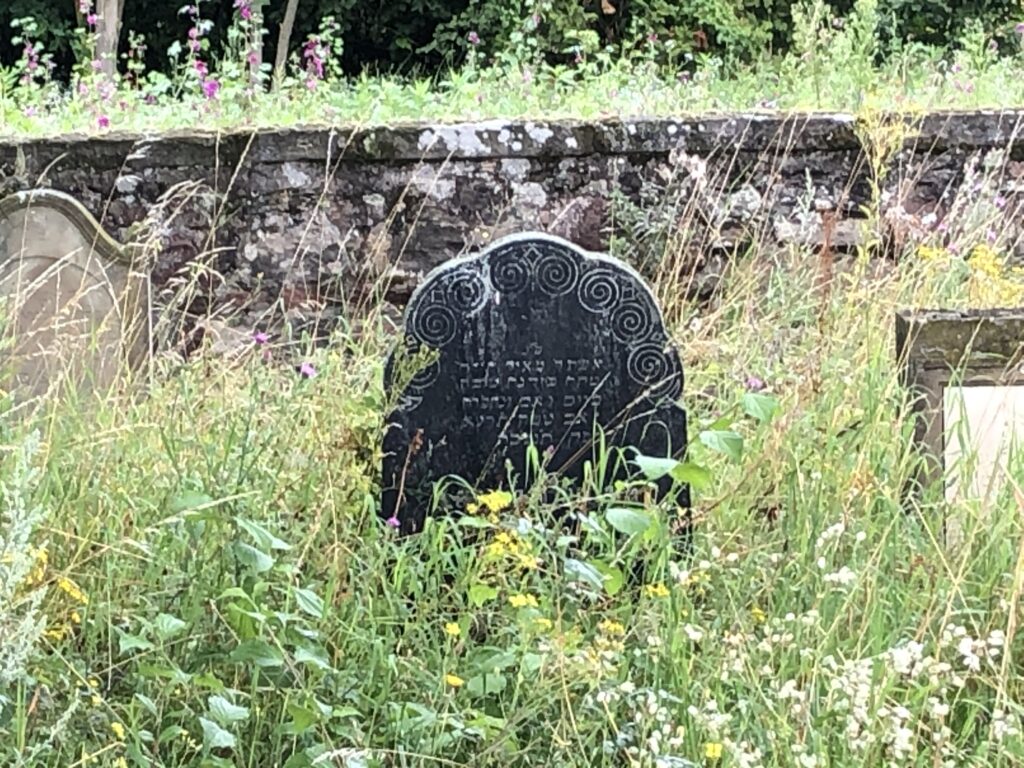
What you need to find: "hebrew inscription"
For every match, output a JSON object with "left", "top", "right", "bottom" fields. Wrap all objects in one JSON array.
[{"left": 382, "top": 233, "right": 688, "bottom": 533}]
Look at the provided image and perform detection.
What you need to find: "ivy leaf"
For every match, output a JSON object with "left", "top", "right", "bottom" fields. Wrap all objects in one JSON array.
[
  {"left": 199, "top": 717, "right": 236, "bottom": 750},
  {"left": 699, "top": 430, "right": 744, "bottom": 462},
  {"left": 468, "top": 583, "right": 498, "bottom": 607},
  {"left": 670, "top": 462, "right": 713, "bottom": 490},
  {"left": 564, "top": 558, "right": 604, "bottom": 590},
  {"left": 293, "top": 588, "right": 324, "bottom": 619},
  {"left": 152, "top": 613, "right": 187, "bottom": 641},
  {"left": 742, "top": 392, "right": 780, "bottom": 422},
  {"left": 605, "top": 507, "right": 654, "bottom": 536},
  {"left": 632, "top": 454, "right": 679, "bottom": 480},
  {"left": 208, "top": 695, "right": 249, "bottom": 725}
]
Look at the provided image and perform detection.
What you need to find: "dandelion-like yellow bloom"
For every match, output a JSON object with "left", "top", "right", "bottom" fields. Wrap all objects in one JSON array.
[
  {"left": 533, "top": 617, "right": 553, "bottom": 631},
  {"left": 705, "top": 742, "right": 723, "bottom": 760},
  {"left": 57, "top": 577, "right": 89, "bottom": 605},
  {"left": 444, "top": 622, "right": 461, "bottom": 637},
  {"left": 113, "top": 758, "right": 128, "bottom": 768},
  {"left": 598, "top": 619, "right": 626, "bottom": 636},
  {"left": 444, "top": 673, "right": 464, "bottom": 687},
  {"left": 476, "top": 489, "right": 513, "bottom": 513},
  {"left": 509, "top": 593, "right": 538, "bottom": 608},
  {"left": 916, "top": 244, "right": 946, "bottom": 261},
  {"left": 110, "top": 721, "right": 126, "bottom": 741},
  {"left": 643, "top": 583, "right": 670, "bottom": 599},
  {"left": 751, "top": 605, "right": 767, "bottom": 624}
]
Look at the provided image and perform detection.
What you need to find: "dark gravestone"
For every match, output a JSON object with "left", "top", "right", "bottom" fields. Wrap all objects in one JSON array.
[{"left": 381, "top": 233, "right": 688, "bottom": 533}]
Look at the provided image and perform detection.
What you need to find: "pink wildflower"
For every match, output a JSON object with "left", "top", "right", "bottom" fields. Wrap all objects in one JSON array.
[
  {"left": 97, "top": 114, "right": 110, "bottom": 129},
  {"left": 299, "top": 362, "right": 317, "bottom": 379},
  {"left": 385, "top": 515, "right": 401, "bottom": 529},
  {"left": 202, "top": 78, "right": 220, "bottom": 99}
]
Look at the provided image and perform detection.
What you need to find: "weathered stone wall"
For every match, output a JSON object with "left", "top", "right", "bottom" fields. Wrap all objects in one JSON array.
[{"left": 2, "top": 111, "right": 1023, "bottom": 341}]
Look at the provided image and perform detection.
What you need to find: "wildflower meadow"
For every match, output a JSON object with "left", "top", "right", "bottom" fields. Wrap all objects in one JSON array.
[{"left": 3, "top": 0, "right": 1024, "bottom": 766}]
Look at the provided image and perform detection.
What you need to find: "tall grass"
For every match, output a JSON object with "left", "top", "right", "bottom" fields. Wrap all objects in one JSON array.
[{"left": 2, "top": 130, "right": 1024, "bottom": 767}]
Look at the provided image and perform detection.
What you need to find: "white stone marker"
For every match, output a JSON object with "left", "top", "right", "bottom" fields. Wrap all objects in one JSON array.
[{"left": 0, "top": 189, "right": 149, "bottom": 399}]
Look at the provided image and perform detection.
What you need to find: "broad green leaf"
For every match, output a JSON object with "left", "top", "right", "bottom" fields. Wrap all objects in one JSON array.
[
  {"left": 632, "top": 454, "right": 679, "bottom": 480},
  {"left": 208, "top": 695, "right": 249, "bottom": 725},
  {"left": 294, "top": 645, "right": 331, "bottom": 670},
  {"left": 742, "top": 392, "right": 780, "bottom": 422},
  {"left": 293, "top": 588, "right": 324, "bottom": 619},
  {"left": 468, "top": 583, "right": 498, "bottom": 607},
  {"left": 229, "top": 639, "right": 283, "bottom": 668},
  {"left": 235, "top": 517, "right": 291, "bottom": 551},
  {"left": 605, "top": 507, "right": 653, "bottom": 535},
  {"left": 169, "top": 490, "right": 214, "bottom": 514},
  {"left": 117, "top": 629, "right": 154, "bottom": 655},
  {"left": 135, "top": 693, "right": 158, "bottom": 716},
  {"left": 199, "top": 717, "right": 236, "bottom": 750},
  {"left": 234, "top": 542, "right": 274, "bottom": 573},
  {"left": 564, "top": 558, "right": 604, "bottom": 590},
  {"left": 465, "top": 673, "right": 507, "bottom": 697},
  {"left": 670, "top": 461, "right": 713, "bottom": 490},
  {"left": 591, "top": 560, "right": 625, "bottom": 596},
  {"left": 699, "top": 429, "right": 744, "bottom": 462},
  {"left": 152, "top": 613, "right": 187, "bottom": 641},
  {"left": 285, "top": 704, "right": 319, "bottom": 734}
]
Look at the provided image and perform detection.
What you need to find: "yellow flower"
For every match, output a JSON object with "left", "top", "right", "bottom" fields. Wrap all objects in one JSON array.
[
  {"left": 466, "top": 502, "right": 480, "bottom": 515},
  {"left": 110, "top": 721, "right": 126, "bottom": 741},
  {"left": 91, "top": 694, "right": 102, "bottom": 707},
  {"left": 916, "top": 244, "right": 946, "bottom": 261},
  {"left": 705, "top": 742, "right": 723, "bottom": 760},
  {"left": 444, "top": 673, "right": 464, "bottom": 688},
  {"left": 113, "top": 758, "right": 128, "bottom": 768},
  {"left": 598, "top": 619, "right": 626, "bottom": 636},
  {"left": 751, "top": 605, "right": 766, "bottom": 624},
  {"left": 643, "top": 583, "right": 670, "bottom": 599},
  {"left": 476, "top": 489, "right": 513, "bottom": 514},
  {"left": 88, "top": 677, "right": 100, "bottom": 688},
  {"left": 57, "top": 577, "right": 89, "bottom": 605},
  {"left": 71, "top": 610, "right": 82, "bottom": 625},
  {"left": 44, "top": 626, "right": 68, "bottom": 641},
  {"left": 509, "top": 593, "right": 538, "bottom": 608},
  {"left": 444, "top": 622, "right": 461, "bottom": 637},
  {"left": 533, "top": 617, "right": 553, "bottom": 631}
]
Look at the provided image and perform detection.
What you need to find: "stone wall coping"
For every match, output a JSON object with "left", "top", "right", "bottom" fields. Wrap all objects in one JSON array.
[{"left": 3, "top": 110, "right": 1024, "bottom": 172}]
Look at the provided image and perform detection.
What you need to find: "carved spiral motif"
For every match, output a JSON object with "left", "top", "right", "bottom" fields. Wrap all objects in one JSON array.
[
  {"left": 535, "top": 247, "right": 580, "bottom": 296},
  {"left": 489, "top": 248, "right": 531, "bottom": 294},
  {"left": 578, "top": 268, "right": 622, "bottom": 313},
  {"left": 408, "top": 357, "right": 440, "bottom": 392},
  {"left": 446, "top": 270, "right": 488, "bottom": 314},
  {"left": 410, "top": 302, "right": 458, "bottom": 348},
  {"left": 611, "top": 300, "right": 656, "bottom": 343},
  {"left": 626, "top": 343, "right": 680, "bottom": 396}
]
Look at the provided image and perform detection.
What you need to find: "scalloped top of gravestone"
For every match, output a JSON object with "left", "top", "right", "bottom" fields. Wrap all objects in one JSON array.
[
  {"left": 0, "top": 189, "right": 149, "bottom": 400},
  {"left": 381, "top": 232, "right": 688, "bottom": 534}
]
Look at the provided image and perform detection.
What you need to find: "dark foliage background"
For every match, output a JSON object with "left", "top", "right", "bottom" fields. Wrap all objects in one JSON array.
[{"left": 0, "top": 0, "right": 1020, "bottom": 81}]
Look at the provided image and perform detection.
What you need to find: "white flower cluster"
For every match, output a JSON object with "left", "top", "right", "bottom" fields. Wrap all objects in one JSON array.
[{"left": 587, "top": 684, "right": 687, "bottom": 766}]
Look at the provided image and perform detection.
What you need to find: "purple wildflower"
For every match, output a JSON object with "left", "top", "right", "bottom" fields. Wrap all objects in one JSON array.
[
  {"left": 1017, "top": 22, "right": 1024, "bottom": 34},
  {"left": 385, "top": 515, "right": 401, "bottom": 529},
  {"left": 995, "top": 195, "right": 1008, "bottom": 209},
  {"left": 299, "top": 362, "right": 317, "bottom": 379},
  {"left": 745, "top": 376, "right": 766, "bottom": 392},
  {"left": 252, "top": 331, "right": 269, "bottom": 345},
  {"left": 234, "top": 0, "right": 253, "bottom": 21},
  {"left": 86, "top": 13, "right": 97, "bottom": 27},
  {"left": 97, "top": 114, "right": 110, "bottom": 129},
  {"left": 468, "top": 31, "right": 480, "bottom": 45},
  {"left": 202, "top": 78, "right": 220, "bottom": 99}
]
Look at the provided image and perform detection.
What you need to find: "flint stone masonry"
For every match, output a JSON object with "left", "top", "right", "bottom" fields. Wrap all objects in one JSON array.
[{"left": 2, "top": 111, "right": 1024, "bottom": 336}]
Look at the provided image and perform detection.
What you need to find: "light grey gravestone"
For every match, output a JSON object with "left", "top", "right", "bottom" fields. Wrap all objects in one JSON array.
[
  {"left": 382, "top": 232, "right": 689, "bottom": 534},
  {"left": 0, "top": 189, "right": 149, "bottom": 399}
]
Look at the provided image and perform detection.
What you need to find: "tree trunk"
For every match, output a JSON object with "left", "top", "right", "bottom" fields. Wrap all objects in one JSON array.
[
  {"left": 95, "top": 0, "right": 124, "bottom": 80},
  {"left": 273, "top": 0, "right": 300, "bottom": 90}
]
